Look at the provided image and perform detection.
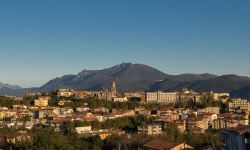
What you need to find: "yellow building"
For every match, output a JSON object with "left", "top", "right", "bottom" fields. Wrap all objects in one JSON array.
[
  {"left": 99, "top": 131, "right": 112, "bottom": 140},
  {"left": 34, "top": 96, "right": 50, "bottom": 107},
  {"left": 0, "top": 111, "right": 17, "bottom": 119}
]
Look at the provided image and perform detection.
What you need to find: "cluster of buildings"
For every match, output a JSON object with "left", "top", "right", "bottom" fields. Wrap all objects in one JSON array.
[
  {"left": 1, "top": 81, "right": 250, "bottom": 149},
  {"left": 125, "top": 88, "right": 230, "bottom": 104},
  {"left": 229, "top": 98, "right": 250, "bottom": 112},
  {"left": 54, "top": 82, "right": 230, "bottom": 105},
  {"left": 55, "top": 81, "right": 127, "bottom": 102}
]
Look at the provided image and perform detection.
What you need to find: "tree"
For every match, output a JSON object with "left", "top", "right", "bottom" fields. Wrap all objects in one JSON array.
[
  {"left": 14, "top": 129, "right": 74, "bottom": 150},
  {"left": 18, "top": 115, "right": 31, "bottom": 122},
  {"left": 165, "top": 123, "right": 183, "bottom": 141},
  {"left": 91, "top": 121, "right": 101, "bottom": 130}
]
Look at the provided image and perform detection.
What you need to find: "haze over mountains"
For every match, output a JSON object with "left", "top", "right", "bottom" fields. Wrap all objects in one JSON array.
[
  {"left": 0, "top": 63, "right": 250, "bottom": 99},
  {"left": 0, "top": 82, "right": 22, "bottom": 89}
]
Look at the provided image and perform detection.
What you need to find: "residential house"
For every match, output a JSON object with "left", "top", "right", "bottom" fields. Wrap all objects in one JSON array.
[
  {"left": 34, "top": 96, "right": 50, "bottom": 107},
  {"left": 75, "top": 126, "right": 92, "bottom": 134},
  {"left": 142, "top": 139, "right": 193, "bottom": 150},
  {"left": 57, "top": 89, "right": 74, "bottom": 97},
  {"left": 138, "top": 124, "right": 162, "bottom": 135},
  {"left": 186, "top": 116, "right": 209, "bottom": 133},
  {"left": 113, "top": 97, "right": 128, "bottom": 102}
]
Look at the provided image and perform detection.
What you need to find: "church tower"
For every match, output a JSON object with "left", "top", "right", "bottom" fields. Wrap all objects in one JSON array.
[{"left": 111, "top": 81, "right": 117, "bottom": 97}]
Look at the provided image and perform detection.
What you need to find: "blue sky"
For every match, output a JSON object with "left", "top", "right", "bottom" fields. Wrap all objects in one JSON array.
[{"left": 0, "top": 0, "right": 249, "bottom": 87}]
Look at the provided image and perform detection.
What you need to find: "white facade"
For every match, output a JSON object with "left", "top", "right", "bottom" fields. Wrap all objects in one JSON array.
[
  {"left": 57, "top": 89, "right": 74, "bottom": 97},
  {"left": 113, "top": 97, "right": 128, "bottom": 102},
  {"left": 211, "top": 92, "right": 230, "bottom": 101},
  {"left": 75, "top": 126, "right": 92, "bottom": 134},
  {"left": 138, "top": 124, "right": 162, "bottom": 135},
  {"left": 146, "top": 91, "right": 178, "bottom": 104}
]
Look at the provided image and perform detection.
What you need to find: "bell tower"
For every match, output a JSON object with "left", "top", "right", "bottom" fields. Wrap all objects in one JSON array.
[{"left": 111, "top": 81, "right": 117, "bottom": 97}]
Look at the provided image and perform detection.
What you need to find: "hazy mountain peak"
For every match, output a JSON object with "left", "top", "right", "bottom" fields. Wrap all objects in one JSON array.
[{"left": 0, "top": 82, "right": 22, "bottom": 89}]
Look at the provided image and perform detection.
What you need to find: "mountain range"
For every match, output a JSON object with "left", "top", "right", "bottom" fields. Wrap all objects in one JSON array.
[
  {"left": 0, "top": 63, "right": 250, "bottom": 100},
  {"left": 0, "top": 82, "right": 22, "bottom": 89}
]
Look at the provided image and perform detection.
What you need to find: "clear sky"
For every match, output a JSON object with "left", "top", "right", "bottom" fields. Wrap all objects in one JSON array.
[{"left": 0, "top": 0, "right": 249, "bottom": 88}]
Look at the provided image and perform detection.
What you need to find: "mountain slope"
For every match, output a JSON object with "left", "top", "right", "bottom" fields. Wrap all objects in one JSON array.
[
  {"left": 0, "top": 87, "right": 38, "bottom": 97},
  {"left": 40, "top": 64, "right": 250, "bottom": 97},
  {"left": 0, "top": 82, "right": 22, "bottom": 89},
  {"left": 39, "top": 63, "right": 170, "bottom": 92},
  {"left": 231, "top": 86, "right": 250, "bottom": 99},
  {"left": 167, "top": 73, "right": 217, "bottom": 82},
  {"left": 150, "top": 75, "right": 250, "bottom": 99},
  {"left": 182, "top": 75, "right": 250, "bottom": 92}
]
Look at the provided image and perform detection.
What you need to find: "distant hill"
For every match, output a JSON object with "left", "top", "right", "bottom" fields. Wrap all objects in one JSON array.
[
  {"left": 1, "top": 63, "right": 250, "bottom": 100},
  {"left": 152, "top": 75, "right": 250, "bottom": 91},
  {"left": 231, "top": 86, "right": 250, "bottom": 100},
  {"left": 167, "top": 73, "right": 218, "bottom": 82},
  {"left": 180, "top": 75, "right": 250, "bottom": 92},
  {"left": 148, "top": 73, "right": 218, "bottom": 92},
  {"left": 0, "top": 82, "right": 22, "bottom": 89},
  {"left": 0, "top": 87, "right": 38, "bottom": 97},
  {"left": 150, "top": 74, "right": 250, "bottom": 99},
  {"left": 40, "top": 63, "right": 221, "bottom": 93},
  {"left": 39, "top": 63, "right": 170, "bottom": 92}
]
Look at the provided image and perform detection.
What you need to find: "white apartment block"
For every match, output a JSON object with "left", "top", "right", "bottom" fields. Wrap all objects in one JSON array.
[
  {"left": 146, "top": 91, "right": 178, "bottom": 104},
  {"left": 57, "top": 88, "right": 74, "bottom": 97},
  {"left": 138, "top": 124, "right": 162, "bottom": 135}
]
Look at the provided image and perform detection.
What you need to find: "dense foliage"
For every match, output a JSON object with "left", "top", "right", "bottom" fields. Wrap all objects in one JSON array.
[{"left": 8, "top": 124, "right": 222, "bottom": 150}]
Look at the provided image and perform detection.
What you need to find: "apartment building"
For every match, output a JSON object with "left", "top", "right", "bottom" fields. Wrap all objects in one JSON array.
[
  {"left": 75, "top": 126, "right": 92, "bottom": 134},
  {"left": 198, "top": 107, "right": 220, "bottom": 115},
  {"left": 229, "top": 98, "right": 250, "bottom": 112},
  {"left": 74, "top": 90, "right": 93, "bottom": 99},
  {"left": 186, "top": 116, "right": 209, "bottom": 133},
  {"left": 34, "top": 96, "right": 50, "bottom": 107},
  {"left": 138, "top": 124, "right": 162, "bottom": 135},
  {"left": 0, "top": 110, "right": 16, "bottom": 119},
  {"left": 57, "top": 88, "right": 74, "bottom": 97},
  {"left": 212, "top": 113, "right": 241, "bottom": 129},
  {"left": 146, "top": 91, "right": 178, "bottom": 104}
]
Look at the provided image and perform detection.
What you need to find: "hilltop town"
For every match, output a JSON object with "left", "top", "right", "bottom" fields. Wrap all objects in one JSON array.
[{"left": 0, "top": 81, "right": 250, "bottom": 149}]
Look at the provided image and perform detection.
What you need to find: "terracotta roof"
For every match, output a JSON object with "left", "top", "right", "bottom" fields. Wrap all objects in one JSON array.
[
  {"left": 143, "top": 139, "right": 182, "bottom": 150},
  {"left": 188, "top": 116, "right": 205, "bottom": 122},
  {"left": 219, "top": 113, "right": 235, "bottom": 118}
]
